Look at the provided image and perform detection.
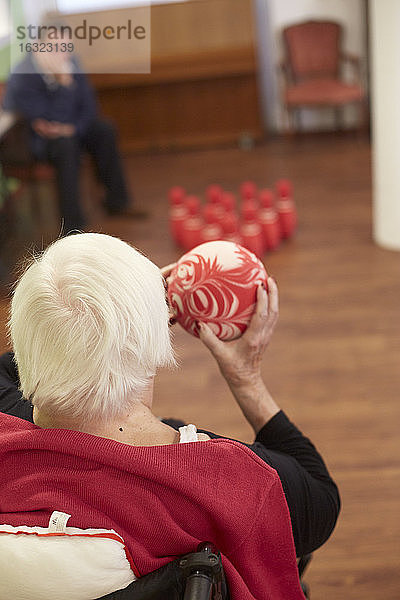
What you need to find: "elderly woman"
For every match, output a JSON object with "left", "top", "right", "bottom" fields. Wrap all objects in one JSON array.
[{"left": 0, "top": 233, "right": 339, "bottom": 600}]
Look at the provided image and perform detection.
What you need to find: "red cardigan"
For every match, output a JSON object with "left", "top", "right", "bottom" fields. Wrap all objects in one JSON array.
[{"left": 0, "top": 413, "right": 305, "bottom": 599}]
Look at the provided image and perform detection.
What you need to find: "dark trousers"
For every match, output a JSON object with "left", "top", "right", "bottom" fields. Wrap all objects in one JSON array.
[{"left": 42, "top": 119, "right": 130, "bottom": 233}]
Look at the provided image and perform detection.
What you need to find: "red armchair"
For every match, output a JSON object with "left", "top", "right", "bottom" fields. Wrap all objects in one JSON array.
[{"left": 279, "top": 20, "right": 367, "bottom": 132}]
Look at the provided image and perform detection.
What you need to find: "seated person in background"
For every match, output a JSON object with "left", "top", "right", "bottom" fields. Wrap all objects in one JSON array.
[
  {"left": 2, "top": 26, "right": 143, "bottom": 232},
  {"left": 0, "top": 233, "right": 340, "bottom": 600}
]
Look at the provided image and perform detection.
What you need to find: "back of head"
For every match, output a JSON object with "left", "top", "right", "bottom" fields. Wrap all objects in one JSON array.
[{"left": 9, "top": 233, "right": 175, "bottom": 423}]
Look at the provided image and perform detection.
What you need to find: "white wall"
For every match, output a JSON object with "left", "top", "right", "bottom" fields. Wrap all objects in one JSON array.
[
  {"left": 369, "top": 0, "right": 400, "bottom": 250},
  {"left": 255, "top": 0, "right": 368, "bottom": 132},
  {"left": 253, "top": 0, "right": 276, "bottom": 131}
]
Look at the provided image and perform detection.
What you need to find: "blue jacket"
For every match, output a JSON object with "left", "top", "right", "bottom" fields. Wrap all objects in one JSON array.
[{"left": 3, "top": 54, "right": 97, "bottom": 156}]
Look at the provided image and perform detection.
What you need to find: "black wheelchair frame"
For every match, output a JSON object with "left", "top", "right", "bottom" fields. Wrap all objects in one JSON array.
[{"left": 98, "top": 542, "right": 312, "bottom": 600}]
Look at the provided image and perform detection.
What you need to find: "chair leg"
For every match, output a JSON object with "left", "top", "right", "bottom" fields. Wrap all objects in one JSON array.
[
  {"left": 286, "top": 106, "right": 299, "bottom": 135},
  {"left": 359, "top": 98, "right": 370, "bottom": 134},
  {"left": 283, "top": 104, "right": 293, "bottom": 134},
  {"left": 295, "top": 108, "right": 302, "bottom": 132},
  {"left": 334, "top": 107, "right": 343, "bottom": 131}
]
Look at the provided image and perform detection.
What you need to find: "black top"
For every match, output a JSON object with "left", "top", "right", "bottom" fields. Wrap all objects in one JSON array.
[
  {"left": 0, "top": 352, "right": 33, "bottom": 422},
  {"left": 199, "top": 416, "right": 340, "bottom": 557},
  {"left": 0, "top": 352, "right": 340, "bottom": 557}
]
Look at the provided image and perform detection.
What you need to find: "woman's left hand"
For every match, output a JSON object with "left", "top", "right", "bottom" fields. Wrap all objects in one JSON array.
[
  {"left": 197, "top": 277, "right": 279, "bottom": 388},
  {"left": 160, "top": 263, "right": 177, "bottom": 326},
  {"left": 160, "top": 263, "right": 177, "bottom": 281}
]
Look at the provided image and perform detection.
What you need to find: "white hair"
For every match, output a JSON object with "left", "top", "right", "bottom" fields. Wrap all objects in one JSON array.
[{"left": 9, "top": 233, "right": 175, "bottom": 422}]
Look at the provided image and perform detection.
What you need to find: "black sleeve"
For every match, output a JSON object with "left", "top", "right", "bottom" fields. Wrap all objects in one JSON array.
[
  {"left": 0, "top": 352, "right": 34, "bottom": 422},
  {"left": 198, "top": 411, "right": 340, "bottom": 557}
]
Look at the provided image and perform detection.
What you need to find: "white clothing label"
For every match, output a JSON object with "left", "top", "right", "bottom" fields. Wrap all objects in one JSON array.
[{"left": 48, "top": 511, "right": 71, "bottom": 532}]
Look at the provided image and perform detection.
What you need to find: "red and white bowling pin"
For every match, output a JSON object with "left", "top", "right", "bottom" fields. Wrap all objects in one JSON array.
[
  {"left": 184, "top": 195, "right": 201, "bottom": 216},
  {"left": 275, "top": 179, "right": 297, "bottom": 239},
  {"left": 181, "top": 195, "right": 203, "bottom": 250},
  {"left": 240, "top": 204, "right": 265, "bottom": 258},
  {"left": 220, "top": 191, "right": 236, "bottom": 213},
  {"left": 201, "top": 203, "right": 223, "bottom": 243},
  {"left": 259, "top": 189, "right": 274, "bottom": 209},
  {"left": 240, "top": 198, "right": 258, "bottom": 221},
  {"left": 240, "top": 180, "right": 257, "bottom": 201},
  {"left": 169, "top": 187, "right": 187, "bottom": 246},
  {"left": 258, "top": 188, "right": 281, "bottom": 251},
  {"left": 168, "top": 186, "right": 186, "bottom": 206},
  {"left": 206, "top": 184, "right": 223, "bottom": 205},
  {"left": 221, "top": 212, "right": 242, "bottom": 244}
]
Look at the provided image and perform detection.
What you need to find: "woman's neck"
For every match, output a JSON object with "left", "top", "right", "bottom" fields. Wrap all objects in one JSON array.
[{"left": 32, "top": 384, "right": 180, "bottom": 446}]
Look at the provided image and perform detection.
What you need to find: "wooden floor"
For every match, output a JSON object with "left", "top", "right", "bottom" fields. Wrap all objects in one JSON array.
[{"left": 1, "top": 134, "right": 399, "bottom": 599}]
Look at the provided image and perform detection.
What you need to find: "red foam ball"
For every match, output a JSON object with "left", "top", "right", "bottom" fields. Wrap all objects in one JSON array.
[{"left": 168, "top": 240, "right": 268, "bottom": 340}]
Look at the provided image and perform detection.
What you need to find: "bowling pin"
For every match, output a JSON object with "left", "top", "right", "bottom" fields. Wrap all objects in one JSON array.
[
  {"left": 168, "top": 186, "right": 186, "bottom": 206},
  {"left": 169, "top": 190, "right": 187, "bottom": 246},
  {"left": 240, "top": 205, "right": 265, "bottom": 258},
  {"left": 220, "top": 191, "right": 236, "bottom": 212},
  {"left": 181, "top": 195, "right": 203, "bottom": 250},
  {"left": 206, "top": 184, "right": 223, "bottom": 205},
  {"left": 201, "top": 202, "right": 223, "bottom": 242},
  {"left": 275, "top": 179, "right": 297, "bottom": 239},
  {"left": 258, "top": 189, "right": 281, "bottom": 251},
  {"left": 222, "top": 212, "right": 242, "bottom": 245},
  {"left": 240, "top": 180, "right": 257, "bottom": 201}
]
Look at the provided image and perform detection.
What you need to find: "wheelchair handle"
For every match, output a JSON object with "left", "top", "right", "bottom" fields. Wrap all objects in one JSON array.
[
  {"left": 179, "top": 543, "right": 227, "bottom": 600},
  {"left": 183, "top": 572, "right": 213, "bottom": 600}
]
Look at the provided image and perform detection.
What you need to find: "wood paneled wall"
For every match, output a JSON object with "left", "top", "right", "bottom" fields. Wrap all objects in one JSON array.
[
  {"left": 76, "top": 0, "right": 264, "bottom": 151},
  {"left": 150, "top": 0, "right": 255, "bottom": 55}
]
